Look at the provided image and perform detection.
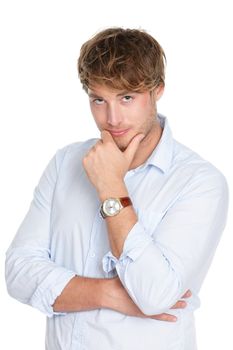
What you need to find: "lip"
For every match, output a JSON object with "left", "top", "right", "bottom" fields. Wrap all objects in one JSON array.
[{"left": 108, "top": 128, "right": 130, "bottom": 137}]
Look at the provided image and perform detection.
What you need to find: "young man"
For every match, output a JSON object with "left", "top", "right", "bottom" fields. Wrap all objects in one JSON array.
[{"left": 6, "top": 28, "right": 228, "bottom": 349}]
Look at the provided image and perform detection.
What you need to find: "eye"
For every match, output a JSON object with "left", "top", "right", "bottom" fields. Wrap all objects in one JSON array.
[
  {"left": 93, "top": 98, "right": 105, "bottom": 105},
  {"left": 122, "top": 95, "right": 133, "bottom": 102}
]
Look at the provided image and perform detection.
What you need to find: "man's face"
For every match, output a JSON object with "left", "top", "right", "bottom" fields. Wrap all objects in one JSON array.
[{"left": 88, "top": 84, "right": 164, "bottom": 151}]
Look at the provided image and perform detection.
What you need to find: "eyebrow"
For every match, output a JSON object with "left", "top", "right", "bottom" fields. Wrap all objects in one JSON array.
[
  {"left": 88, "top": 91, "right": 137, "bottom": 99},
  {"left": 88, "top": 93, "right": 103, "bottom": 99}
]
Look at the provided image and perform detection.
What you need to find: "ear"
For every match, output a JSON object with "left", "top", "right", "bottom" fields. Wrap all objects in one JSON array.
[{"left": 154, "top": 84, "right": 165, "bottom": 101}]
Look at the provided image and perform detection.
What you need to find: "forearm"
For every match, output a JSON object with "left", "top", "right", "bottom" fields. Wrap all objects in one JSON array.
[
  {"left": 53, "top": 275, "right": 156, "bottom": 318},
  {"left": 105, "top": 206, "right": 138, "bottom": 258},
  {"left": 100, "top": 183, "right": 137, "bottom": 259},
  {"left": 53, "top": 275, "right": 147, "bottom": 317},
  {"left": 53, "top": 273, "right": 186, "bottom": 322},
  {"left": 53, "top": 275, "right": 107, "bottom": 312}
]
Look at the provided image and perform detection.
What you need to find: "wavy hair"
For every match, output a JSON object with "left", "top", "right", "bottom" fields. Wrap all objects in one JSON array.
[{"left": 78, "top": 27, "right": 166, "bottom": 92}]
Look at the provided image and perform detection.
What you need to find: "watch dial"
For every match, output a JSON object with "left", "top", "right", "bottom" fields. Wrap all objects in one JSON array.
[{"left": 105, "top": 199, "right": 121, "bottom": 216}]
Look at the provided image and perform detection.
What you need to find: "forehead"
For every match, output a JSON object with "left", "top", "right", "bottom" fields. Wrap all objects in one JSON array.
[
  {"left": 87, "top": 84, "right": 145, "bottom": 98},
  {"left": 88, "top": 84, "right": 126, "bottom": 95}
]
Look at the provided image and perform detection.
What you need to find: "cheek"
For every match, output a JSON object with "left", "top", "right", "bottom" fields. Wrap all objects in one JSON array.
[
  {"left": 129, "top": 103, "right": 152, "bottom": 124},
  {"left": 90, "top": 106, "right": 106, "bottom": 125},
  {"left": 141, "top": 102, "right": 156, "bottom": 122},
  {"left": 133, "top": 96, "right": 153, "bottom": 116}
]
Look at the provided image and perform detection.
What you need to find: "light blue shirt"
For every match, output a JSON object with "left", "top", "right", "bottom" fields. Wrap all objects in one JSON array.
[{"left": 5, "top": 115, "right": 228, "bottom": 350}]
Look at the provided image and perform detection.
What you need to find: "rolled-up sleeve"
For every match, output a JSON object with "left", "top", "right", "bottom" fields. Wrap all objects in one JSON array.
[
  {"left": 102, "top": 224, "right": 153, "bottom": 272},
  {"left": 103, "top": 168, "right": 229, "bottom": 316},
  {"left": 5, "top": 148, "right": 76, "bottom": 317}
]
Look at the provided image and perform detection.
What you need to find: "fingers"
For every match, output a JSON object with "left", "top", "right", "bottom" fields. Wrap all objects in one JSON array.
[
  {"left": 182, "top": 290, "right": 192, "bottom": 298},
  {"left": 151, "top": 313, "right": 177, "bottom": 322},
  {"left": 170, "top": 290, "right": 192, "bottom": 310},
  {"left": 101, "top": 130, "right": 114, "bottom": 143},
  {"left": 149, "top": 290, "right": 192, "bottom": 322},
  {"left": 124, "top": 133, "right": 145, "bottom": 163},
  {"left": 171, "top": 300, "right": 187, "bottom": 309}
]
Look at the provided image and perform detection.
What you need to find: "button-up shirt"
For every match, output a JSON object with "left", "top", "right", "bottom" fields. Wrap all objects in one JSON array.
[{"left": 5, "top": 115, "right": 229, "bottom": 349}]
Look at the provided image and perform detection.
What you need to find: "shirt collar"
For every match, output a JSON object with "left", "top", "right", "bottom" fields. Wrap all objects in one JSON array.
[{"left": 133, "top": 114, "right": 174, "bottom": 174}]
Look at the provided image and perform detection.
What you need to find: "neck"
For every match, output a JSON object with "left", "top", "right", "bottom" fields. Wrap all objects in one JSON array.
[{"left": 129, "top": 121, "right": 162, "bottom": 170}]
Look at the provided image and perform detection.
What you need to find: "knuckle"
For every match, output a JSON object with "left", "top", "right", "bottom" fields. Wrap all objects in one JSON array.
[{"left": 95, "top": 141, "right": 103, "bottom": 150}]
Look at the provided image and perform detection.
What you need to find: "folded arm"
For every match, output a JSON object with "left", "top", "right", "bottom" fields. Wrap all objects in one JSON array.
[
  {"left": 83, "top": 132, "right": 229, "bottom": 316},
  {"left": 101, "top": 170, "right": 228, "bottom": 315},
  {"left": 53, "top": 275, "right": 190, "bottom": 322},
  {"left": 5, "top": 147, "right": 189, "bottom": 321}
]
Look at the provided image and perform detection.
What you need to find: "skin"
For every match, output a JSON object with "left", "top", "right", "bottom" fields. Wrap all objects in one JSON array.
[
  {"left": 53, "top": 275, "right": 191, "bottom": 322},
  {"left": 84, "top": 83, "right": 165, "bottom": 256},
  {"left": 53, "top": 83, "right": 192, "bottom": 321},
  {"left": 87, "top": 84, "right": 164, "bottom": 170}
]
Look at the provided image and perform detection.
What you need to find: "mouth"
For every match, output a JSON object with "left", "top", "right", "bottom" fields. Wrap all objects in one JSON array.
[{"left": 108, "top": 128, "right": 130, "bottom": 137}]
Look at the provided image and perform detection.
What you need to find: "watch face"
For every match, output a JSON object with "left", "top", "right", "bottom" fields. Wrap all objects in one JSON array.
[{"left": 103, "top": 198, "right": 121, "bottom": 216}]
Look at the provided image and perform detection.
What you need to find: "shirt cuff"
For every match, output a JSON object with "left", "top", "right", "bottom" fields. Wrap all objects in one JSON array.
[
  {"left": 30, "top": 269, "right": 76, "bottom": 317},
  {"left": 102, "top": 221, "right": 153, "bottom": 273}
]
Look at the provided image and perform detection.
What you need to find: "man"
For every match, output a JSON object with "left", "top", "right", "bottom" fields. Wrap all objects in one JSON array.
[{"left": 5, "top": 28, "right": 228, "bottom": 349}]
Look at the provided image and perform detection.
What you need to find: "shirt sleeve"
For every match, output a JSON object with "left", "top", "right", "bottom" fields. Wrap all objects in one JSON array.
[
  {"left": 102, "top": 167, "right": 229, "bottom": 315},
  {"left": 5, "top": 147, "right": 76, "bottom": 317}
]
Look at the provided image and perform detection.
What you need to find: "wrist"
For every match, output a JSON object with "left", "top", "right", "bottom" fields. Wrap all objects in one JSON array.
[
  {"left": 98, "top": 182, "right": 128, "bottom": 202},
  {"left": 100, "top": 277, "right": 119, "bottom": 310},
  {"left": 99, "top": 278, "right": 113, "bottom": 309}
]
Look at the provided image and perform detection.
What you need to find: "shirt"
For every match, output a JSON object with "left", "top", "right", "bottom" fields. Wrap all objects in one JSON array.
[{"left": 5, "top": 115, "right": 229, "bottom": 350}]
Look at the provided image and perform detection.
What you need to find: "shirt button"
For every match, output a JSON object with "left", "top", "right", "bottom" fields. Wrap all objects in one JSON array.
[{"left": 90, "top": 252, "right": 96, "bottom": 258}]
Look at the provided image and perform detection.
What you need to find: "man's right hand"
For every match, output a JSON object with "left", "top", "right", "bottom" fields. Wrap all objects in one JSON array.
[{"left": 103, "top": 277, "right": 191, "bottom": 322}]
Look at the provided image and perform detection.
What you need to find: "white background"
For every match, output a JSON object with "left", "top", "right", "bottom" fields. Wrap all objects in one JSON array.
[{"left": 0, "top": 0, "right": 232, "bottom": 349}]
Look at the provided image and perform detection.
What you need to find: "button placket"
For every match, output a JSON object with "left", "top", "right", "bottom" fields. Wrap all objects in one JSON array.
[{"left": 83, "top": 210, "right": 104, "bottom": 276}]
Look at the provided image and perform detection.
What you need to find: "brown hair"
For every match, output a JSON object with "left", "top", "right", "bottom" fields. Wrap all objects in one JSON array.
[{"left": 78, "top": 27, "right": 166, "bottom": 92}]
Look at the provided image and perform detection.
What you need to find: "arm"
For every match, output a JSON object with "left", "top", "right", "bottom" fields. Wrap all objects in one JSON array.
[
  {"left": 82, "top": 131, "right": 142, "bottom": 258},
  {"left": 5, "top": 148, "right": 76, "bottom": 317},
  {"left": 83, "top": 131, "right": 229, "bottom": 316},
  {"left": 6, "top": 144, "right": 189, "bottom": 321},
  {"left": 53, "top": 275, "right": 190, "bottom": 322}
]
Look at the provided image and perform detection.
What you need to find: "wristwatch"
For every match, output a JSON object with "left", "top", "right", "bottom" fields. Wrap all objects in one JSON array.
[{"left": 100, "top": 196, "right": 132, "bottom": 219}]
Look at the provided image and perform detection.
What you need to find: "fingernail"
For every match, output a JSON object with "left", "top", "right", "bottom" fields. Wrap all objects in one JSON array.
[{"left": 181, "top": 301, "right": 187, "bottom": 308}]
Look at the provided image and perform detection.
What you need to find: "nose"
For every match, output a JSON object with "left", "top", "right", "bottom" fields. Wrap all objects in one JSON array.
[{"left": 107, "top": 103, "right": 122, "bottom": 126}]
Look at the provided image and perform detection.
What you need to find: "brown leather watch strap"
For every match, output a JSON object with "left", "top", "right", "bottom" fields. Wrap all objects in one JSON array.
[{"left": 120, "top": 196, "right": 132, "bottom": 208}]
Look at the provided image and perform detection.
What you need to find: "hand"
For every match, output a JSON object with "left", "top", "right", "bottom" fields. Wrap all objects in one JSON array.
[
  {"left": 152, "top": 289, "right": 192, "bottom": 322},
  {"left": 104, "top": 277, "right": 191, "bottom": 322},
  {"left": 82, "top": 131, "right": 144, "bottom": 198}
]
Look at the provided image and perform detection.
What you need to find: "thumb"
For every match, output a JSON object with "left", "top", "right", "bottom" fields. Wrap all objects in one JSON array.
[
  {"left": 101, "top": 130, "right": 114, "bottom": 143},
  {"left": 124, "top": 133, "right": 145, "bottom": 164}
]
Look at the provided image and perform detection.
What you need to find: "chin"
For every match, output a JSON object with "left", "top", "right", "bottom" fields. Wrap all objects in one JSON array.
[
  {"left": 119, "top": 145, "right": 127, "bottom": 151},
  {"left": 114, "top": 139, "right": 129, "bottom": 151},
  {"left": 114, "top": 142, "right": 126, "bottom": 151},
  {"left": 113, "top": 133, "right": 136, "bottom": 151}
]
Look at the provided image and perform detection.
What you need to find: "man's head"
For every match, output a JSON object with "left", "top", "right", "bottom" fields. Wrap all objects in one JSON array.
[
  {"left": 78, "top": 27, "right": 166, "bottom": 93},
  {"left": 77, "top": 28, "right": 166, "bottom": 154}
]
